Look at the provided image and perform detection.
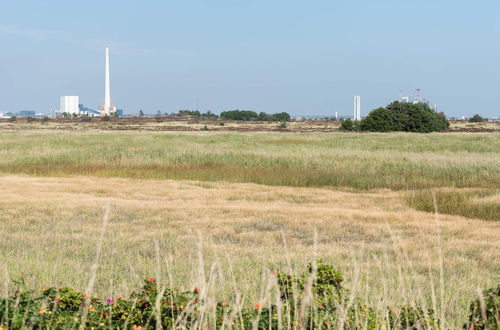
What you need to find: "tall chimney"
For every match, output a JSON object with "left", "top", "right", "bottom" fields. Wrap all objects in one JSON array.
[{"left": 104, "top": 47, "right": 111, "bottom": 115}]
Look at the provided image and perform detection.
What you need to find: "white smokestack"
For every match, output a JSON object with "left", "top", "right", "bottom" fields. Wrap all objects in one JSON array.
[
  {"left": 354, "top": 96, "right": 361, "bottom": 121},
  {"left": 104, "top": 47, "right": 111, "bottom": 115}
]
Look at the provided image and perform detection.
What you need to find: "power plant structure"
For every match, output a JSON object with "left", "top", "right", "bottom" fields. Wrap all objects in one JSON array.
[
  {"left": 60, "top": 96, "right": 79, "bottom": 115},
  {"left": 354, "top": 96, "right": 361, "bottom": 121},
  {"left": 99, "top": 47, "right": 117, "bottom": 116}
]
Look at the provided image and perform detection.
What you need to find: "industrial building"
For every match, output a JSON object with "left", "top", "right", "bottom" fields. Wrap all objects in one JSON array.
[
  {"left": 60, "top": 96, "right": 80, "bottom": 115},
  {"left": 19, "top": 110, "right": 36, "bottom": 117}
]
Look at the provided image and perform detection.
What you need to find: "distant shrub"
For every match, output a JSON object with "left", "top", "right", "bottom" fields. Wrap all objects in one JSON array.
[
  {"left": 102, "top": 115, "right": 110, "bottom": 122},
  {"left": 174, "top": 110, "right": 217, "bottom": 120},
  {"left": 218, "top": 122, "right": 225, "bottom": 126},
  {"left": 469, "top": 114, "right": 486, "bottom": 123},
  {"left": 80, "top": 116, "right": 92, "bottom": 122},
  {"left": 340, "top": 119, "right": 356, "bottom": 131},
  {"left": 276, "top": 121, "right": 288, "bottom": 129},
  {"left": 26, "top": 116, "right": 36, "bottom": 123},
  {"left": 41, "top": 116, "right": 49, "bottom": 123},
  {"left": 178, "top": 109, "right": 201, "bottom": 117},
  {"left": 8, "top": 116, "right": 16, "bottom": 122}
]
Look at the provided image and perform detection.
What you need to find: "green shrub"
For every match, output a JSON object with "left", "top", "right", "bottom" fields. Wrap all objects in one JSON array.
[{"left": 466, "top": 284, "right": 500, "bottom": 329}]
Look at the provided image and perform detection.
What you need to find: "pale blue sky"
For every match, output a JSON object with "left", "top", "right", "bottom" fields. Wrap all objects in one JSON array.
[{"left": 0, "top": 0, "right": 499, "bottom": 117}]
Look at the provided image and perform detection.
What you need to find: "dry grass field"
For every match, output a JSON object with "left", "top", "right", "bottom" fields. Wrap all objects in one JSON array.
[{"left": 0, "top": 130, "right": 498, "bottom": 327}]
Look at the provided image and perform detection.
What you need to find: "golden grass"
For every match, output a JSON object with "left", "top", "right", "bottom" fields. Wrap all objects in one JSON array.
[{"left": 0, "top": 175, "right": 498, "bottom": 327}]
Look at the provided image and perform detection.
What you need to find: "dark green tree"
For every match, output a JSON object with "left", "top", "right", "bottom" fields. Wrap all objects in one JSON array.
[
  {"left": 361, "top": 101, "right": 449, "bottom": 132},
  {"left": 258, "top": 112, "right": 270, "bottom": 121},
  {"left": 220, "top": 110, "right": 258, "bottom": 121},
  {"left": 359, "top": 107, "right": 397, "bottom": 132},
  {"left": 469, "top": 114, "right": 486, "bottom": 122},
  {"left": 272, "top": 112, "right": 291, "bottom": 122}
]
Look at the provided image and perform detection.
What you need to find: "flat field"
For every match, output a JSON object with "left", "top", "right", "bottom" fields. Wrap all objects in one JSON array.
[{"left": 0, "top": 131, "right": 498, "bottom": 326}]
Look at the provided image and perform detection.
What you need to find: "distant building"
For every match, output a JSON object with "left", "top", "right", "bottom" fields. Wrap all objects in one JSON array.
[
  {"left": 0, "top": 111, "right": 12, "bottom": 118},
  {"left": 115, "top": 109, "right": 124, "bottom": 117},
  {"left": 60, "top": 96, "right": 80, "bottom": 115},
  {"left": 19, "top": 110, "right": 36, "bottom": 117}
]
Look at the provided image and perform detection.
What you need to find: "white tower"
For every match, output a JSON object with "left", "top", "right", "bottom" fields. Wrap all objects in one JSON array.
[
  {"left": 354, "top": 96, "right": 361, "bottom": 121},
  {"left": 100, "top": 47, "right": 116, "bottom": 116}
]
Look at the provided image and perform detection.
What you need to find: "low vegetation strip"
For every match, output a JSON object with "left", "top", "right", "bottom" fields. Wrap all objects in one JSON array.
[
  {"left": 0, "top": 132, "right": 498, "bottom": 190},
  {"left": 1, "top": 263, "right": 498, "bottom": 329}
]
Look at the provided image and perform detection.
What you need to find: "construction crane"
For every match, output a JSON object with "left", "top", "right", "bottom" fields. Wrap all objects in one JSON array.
[{"left": 411, "top": 88, "right": 429, "bottom": 104}]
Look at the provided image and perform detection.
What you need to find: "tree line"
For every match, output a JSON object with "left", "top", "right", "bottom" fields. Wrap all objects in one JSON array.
[{"left": 167, "top": 109, "right": 291, "bottom": 122}]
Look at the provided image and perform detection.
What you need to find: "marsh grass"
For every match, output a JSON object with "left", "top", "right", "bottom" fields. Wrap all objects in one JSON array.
[
  {"left": 406, "top": 189, "right": 500, "bottom": 221},
  {"left": 0, "top": 131, "right": 499, "bottom": 190}
]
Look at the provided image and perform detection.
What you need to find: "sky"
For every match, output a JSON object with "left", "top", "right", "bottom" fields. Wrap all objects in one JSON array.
[{"left": 0, "top": 0, "right": 499, "bottom": 118}]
